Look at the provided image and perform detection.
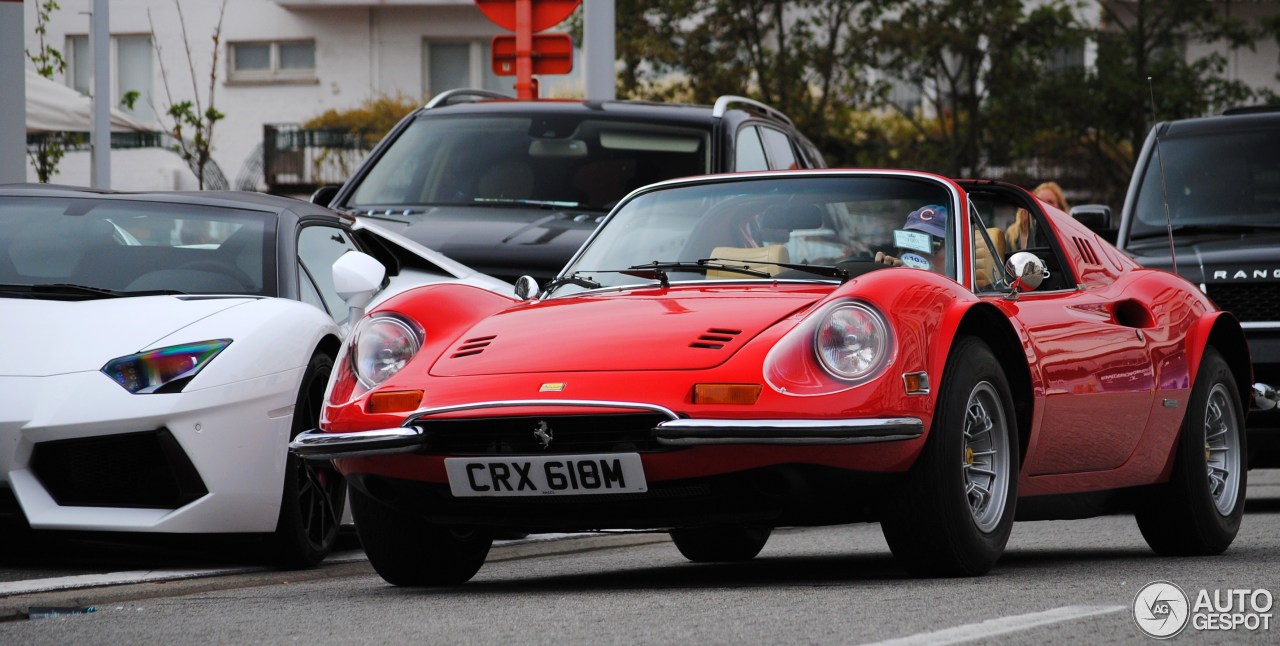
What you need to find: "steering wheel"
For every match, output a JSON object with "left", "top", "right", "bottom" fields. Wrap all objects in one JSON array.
[{"left": 833, "top": 255, "right": 888, "bottom": 278}]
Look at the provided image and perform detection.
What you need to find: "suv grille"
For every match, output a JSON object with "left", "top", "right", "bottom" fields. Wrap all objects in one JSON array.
[
  {"left": 417, "top": 413, "right": 667, "bottom": 454},
  {"left": 31, "top": 429, "right": 208, "bottom": 509},
  {"left": 1205, "top": 284, "right": 1280, "bottom": 323}
]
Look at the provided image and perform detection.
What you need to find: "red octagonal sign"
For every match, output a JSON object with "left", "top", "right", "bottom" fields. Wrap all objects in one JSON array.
[{"left": 475, "top": 0, "right": 581, "bottom": 33}]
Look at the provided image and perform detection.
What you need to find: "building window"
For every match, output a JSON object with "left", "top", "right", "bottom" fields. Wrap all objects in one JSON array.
[
  {"left": 422, "top": 40, "right": 508, "bottom": 99},
  {"left": 66, "top": 34, "right": 156, "bottom": 124},
  {"left": 228, "top": 40, "right": 316, "bottom": 83}
]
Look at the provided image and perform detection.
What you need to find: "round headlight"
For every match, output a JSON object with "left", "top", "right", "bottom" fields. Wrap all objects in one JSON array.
[
  {"left": 813, "top": 302, "right": 891, "bottom": 382},
  {"left": 352, "top": 314, "right": 423, "bottom": 388}
]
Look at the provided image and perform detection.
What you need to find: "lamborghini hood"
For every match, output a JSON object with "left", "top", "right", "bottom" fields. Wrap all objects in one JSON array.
[{"left": 429, "top": 288, "right": 824, "bottom": 376}]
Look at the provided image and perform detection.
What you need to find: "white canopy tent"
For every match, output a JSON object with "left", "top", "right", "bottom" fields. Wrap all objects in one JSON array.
[{"left": 25, "top": 70, "right": 154, "bottom": 134}]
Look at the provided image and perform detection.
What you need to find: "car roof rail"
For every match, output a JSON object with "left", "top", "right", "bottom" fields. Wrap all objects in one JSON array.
[
  {"left": 425, "top": 88, "right": 513, "bottom": 109},
  {"left": 1221, "top": 104, "right": 1280, "bottom": 116},
  {"left": 712, "top": 95, "right": 794, "bottom": 127}
]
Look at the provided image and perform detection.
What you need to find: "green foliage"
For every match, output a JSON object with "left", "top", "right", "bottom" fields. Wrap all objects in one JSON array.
[
  {"left": 613, "top": 0, "right": 1276, "bottom": 205},
  {"left": 302, "top": 94, "right": 422, "bottom": 144}
]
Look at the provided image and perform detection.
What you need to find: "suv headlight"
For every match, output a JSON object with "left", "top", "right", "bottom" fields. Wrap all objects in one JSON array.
[
  {"left": 813, "top": 302, "right": 891, "bottom": 382},
  {"left": 102, "top": 339, "right": 232, "bottom": 394},
  {"left": 352, "top": 314, "right": 423, "bottom": 388}
]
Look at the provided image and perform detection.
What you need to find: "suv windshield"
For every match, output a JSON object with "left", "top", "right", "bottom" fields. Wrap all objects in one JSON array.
[
  {"left": 348, "top": 114, "right": 712, "bottom": 211},
  {"left": 1131, "top": 129, "right": 1280, "bottom": 239},
  {"left": 555, "top": 175, "right": 956, "bottom": 295}
]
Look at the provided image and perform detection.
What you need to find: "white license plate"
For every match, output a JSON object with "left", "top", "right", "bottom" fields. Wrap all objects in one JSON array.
[{"left": 444, "top": 453, "right": 647, "bottom": 497}]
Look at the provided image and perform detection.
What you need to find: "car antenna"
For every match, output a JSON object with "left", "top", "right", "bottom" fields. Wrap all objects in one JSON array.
[{"left": 1147, "top": 77, "right": 1178, "bottom": 275}]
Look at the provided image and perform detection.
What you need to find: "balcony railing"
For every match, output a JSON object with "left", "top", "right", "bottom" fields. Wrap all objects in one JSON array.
[{"left": 262, "top": 124, "right": 375, "bottom": 196}]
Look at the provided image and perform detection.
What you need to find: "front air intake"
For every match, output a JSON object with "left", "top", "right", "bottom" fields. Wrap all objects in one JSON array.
[
  {"left": 31, "top": 429, "right": 207, "bottom": 509},
  {"left": 690, "top": 328, "right": 742, "bottom": 349}
]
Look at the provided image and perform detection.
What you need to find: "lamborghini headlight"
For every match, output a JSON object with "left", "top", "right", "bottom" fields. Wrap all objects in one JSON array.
[
  {"left": 352, "top": 314, "right": 423, "bottom": 388},
  {"left": 102, "top": 339, "right": 232, "bottom": 394},
  {"left": 813, "top": 302, "right": 890, "bottom": 382}
]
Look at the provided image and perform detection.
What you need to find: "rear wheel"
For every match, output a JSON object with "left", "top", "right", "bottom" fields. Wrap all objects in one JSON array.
[
  {"left": 270, "top": 352, "right": 345, "bottom": 569},
  {"left": 1135, "top": 347, "right": 1246, "bottom": 555},
  {"left": 880, "top": 337, "right": 1018, "bottom": 577},
  {"left": 670, "top": 525, "right": 772, "bottom": 562},
  {"left": 351, "top": 487, "right": 493, "bottom": 586}
]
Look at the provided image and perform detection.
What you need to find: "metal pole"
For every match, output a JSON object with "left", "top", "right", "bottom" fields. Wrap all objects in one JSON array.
[
  {"left": 583, "top": 0, "right": 615, "bottom": 101},
  {"left": 0, "top": 0, "right": 27, "bottom": 184},
  {"left": 90, "top": 0, "right": 111, "bottom": 188}
]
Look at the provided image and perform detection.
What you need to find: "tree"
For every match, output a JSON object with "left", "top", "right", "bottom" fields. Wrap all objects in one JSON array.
[
  {"left": 25, "top": 0, "right": 72, "bottom": 183},
  {"left": 149, "top": 0, "right": 229, "bottom": 190},
  {"left": 609, "top": 0, "right": 880, "bottom": 161}
]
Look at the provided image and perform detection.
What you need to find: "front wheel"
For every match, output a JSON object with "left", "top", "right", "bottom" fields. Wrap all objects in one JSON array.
[
  {"left": 1135, "top": 347, "right": 1246, "bottom": 555},
  {"left": 880, "top": 337, "right": 1018, "bottom": 577},
  {"left": 670, "top": 525, "right": 772, "bottom": 562},
  {"left": 271, "top": 353, "right": 345, "bottom": 568},
  {"left": 350, "top": 487, "right": 493, "bottom": 586}
]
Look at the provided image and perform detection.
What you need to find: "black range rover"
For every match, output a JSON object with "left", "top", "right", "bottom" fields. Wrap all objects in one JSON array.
[
  {"left": 1113, "top": 107, "right": 1280, "bottom": 465},
  {"left": 314, "top": 90, "right": 825, "bottom": 284}
]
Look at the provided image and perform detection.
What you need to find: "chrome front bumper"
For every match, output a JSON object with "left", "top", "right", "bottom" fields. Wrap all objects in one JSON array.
[{"left": 289, "top": 399, "right": 925, "bottom": 460}]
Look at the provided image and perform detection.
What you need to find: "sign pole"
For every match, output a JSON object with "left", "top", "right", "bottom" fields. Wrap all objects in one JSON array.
[
  {"left": 0, "top": 0, "right": 26, "bottom": 184},
  {"left": 583, "top": 0, "right": 615, "bottom": 101},
  {"left": 90, "top": 0, "right": 111, "bottom": 188},
  {"left": 514, "top": 0, "right": 536, "bottom": 99}
]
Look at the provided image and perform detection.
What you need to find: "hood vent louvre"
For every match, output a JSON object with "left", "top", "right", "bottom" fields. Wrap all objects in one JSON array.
[
  {"left": 1072, "top": 236, "right": 1101, "bottom": 266},
  {"left": 452, "top": 335, "right": 497, "bottom": 358},
  {"left": 690, "top": 328, "right": 742, "bottom": 350}
]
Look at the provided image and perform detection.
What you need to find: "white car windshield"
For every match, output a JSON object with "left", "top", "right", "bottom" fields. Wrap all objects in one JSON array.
[
  {"left": 552, "top": 175, "right": 956, "bottom": 295},
  {"left": 0, "top": 196, "right": 274, "bottom": 297}
]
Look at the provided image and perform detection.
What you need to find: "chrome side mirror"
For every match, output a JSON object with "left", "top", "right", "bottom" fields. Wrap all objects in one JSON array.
[
  {"left": 1004, "top": 251, "right": 1047, "bottom": 298},
  {"left": 514, "top": 275, "right": 539, "bottom": 300}
]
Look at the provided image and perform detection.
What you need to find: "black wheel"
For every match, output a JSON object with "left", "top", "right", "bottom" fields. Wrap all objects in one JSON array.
[
  {"left": 880, "top": 336, "right": 1018, "bottom": 577},
  {"left": 270, "top": 352, "right": 346, "bottom": 568},
  {"left": 1135, "top": 347, "right": 1246, "bottom": 555},
  {"left": 350, "top": 487, "right": 493, "bottom": 586},
  {"left": 670, "top": 525, "right": 772, "bottom": 562}
]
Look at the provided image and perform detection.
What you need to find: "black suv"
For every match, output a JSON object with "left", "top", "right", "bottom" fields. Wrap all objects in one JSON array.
[
  {"left": 1108, "top": 107, "right": 1280, "bottom": 465},
  {"left": 314, "top": 90, "right": 824, "bottom": 283}
]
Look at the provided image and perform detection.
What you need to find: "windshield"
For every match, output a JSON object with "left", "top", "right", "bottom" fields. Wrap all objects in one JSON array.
[
  {"left": 0, "top": 196, "right": 275, "bottom": 297},
  {"left": 347, "top": 114, "right": 712, "bottom": 211},
  {"left": 555, "top": 175, "right": 956, "bottom": 294},
  {"left": 1131, "top": 128, "right": 1280, "bottom": 239}
]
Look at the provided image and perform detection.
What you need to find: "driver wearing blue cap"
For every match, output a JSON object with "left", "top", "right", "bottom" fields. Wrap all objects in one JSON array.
[{"left": 875, "top": 204, "right": 948, "bottom": 272}]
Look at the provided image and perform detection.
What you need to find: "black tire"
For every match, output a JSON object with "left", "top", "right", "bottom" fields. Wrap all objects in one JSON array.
[
  {"left": 270, "top": 352, "right": 346, "bottom": 569},
  {"left": 1135, "top": 347, "right": 1246, "bottom": 555},
  {"left": 670, "top": 525, "right": 772, "bottom": 562},
  {"left": 350, "top": 487, "right": 493, "bottom": 586},
  {"left": 880, "top": 337, "right": 1018, "bottom": 577}
]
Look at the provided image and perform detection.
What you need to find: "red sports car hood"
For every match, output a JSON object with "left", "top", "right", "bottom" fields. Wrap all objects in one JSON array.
[{"left": 430, "top": 288, "right": 824, "bottom": 376}]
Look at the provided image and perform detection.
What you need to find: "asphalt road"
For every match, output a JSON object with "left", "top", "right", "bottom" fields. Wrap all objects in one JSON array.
[{"left": 1, "top": 470, "right": 1277, "bottom": 644}]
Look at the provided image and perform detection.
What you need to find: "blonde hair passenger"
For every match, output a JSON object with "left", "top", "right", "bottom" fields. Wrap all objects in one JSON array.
[{"left": 1007, "top": 181, "right": 1070, "bottom": 251}]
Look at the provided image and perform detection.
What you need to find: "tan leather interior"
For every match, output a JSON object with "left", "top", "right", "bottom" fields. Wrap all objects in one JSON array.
[
  {"left": 707, "top": 245, "right": 789, "bottom": 279},
  {"left": 974, "top": 226, "right": 1007, "bottom": 289}
]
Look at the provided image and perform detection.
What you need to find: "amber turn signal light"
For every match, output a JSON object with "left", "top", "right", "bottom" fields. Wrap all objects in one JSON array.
[
  {"left": 367, "top": 390, "right": 423, "bottom": 414},
  {"left": 692, "top": 383, "right": 762, "bottom": 405}
]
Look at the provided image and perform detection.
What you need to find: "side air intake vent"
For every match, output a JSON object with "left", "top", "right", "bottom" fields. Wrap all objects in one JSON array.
[
  {"left": 690, "top": 328, "right": 742, "bottom": 349},
  {"left": 1072, "top": 237, "right": 1101, "bottom": 265},
  {"left": 452, "top": 335, "right": 496, "bottom": 358}
]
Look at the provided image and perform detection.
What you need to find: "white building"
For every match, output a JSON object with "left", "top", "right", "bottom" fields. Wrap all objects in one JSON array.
[{"left": 24, "top": 0, "right": 584, "bottom": 191}]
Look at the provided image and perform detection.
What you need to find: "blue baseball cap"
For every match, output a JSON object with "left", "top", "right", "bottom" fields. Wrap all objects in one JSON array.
[{"left": 904, "top": 205, "right": 948, "bottom": 239}]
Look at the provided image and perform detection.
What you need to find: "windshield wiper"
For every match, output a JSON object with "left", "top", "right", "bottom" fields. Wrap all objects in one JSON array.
[
  {"left": 702, "top": 257, "right": 850, "bottom": 281},
  {"left": 623, "top": 261, "right": 772, "bottom": 288},
  {"left": 540, "top": 272, "right": 603, "bottom": 295},
  {"left": 0, "top": 283, "right": 187, "bottom": 299}
]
